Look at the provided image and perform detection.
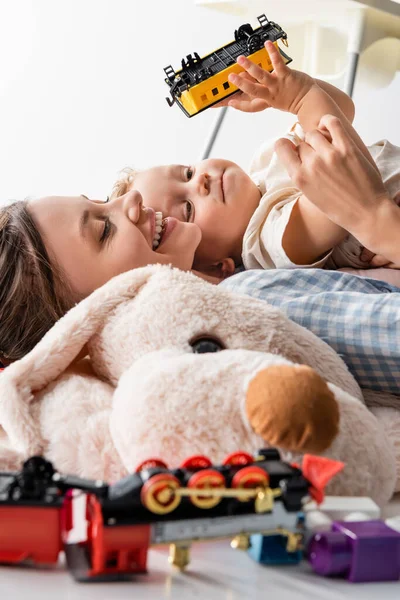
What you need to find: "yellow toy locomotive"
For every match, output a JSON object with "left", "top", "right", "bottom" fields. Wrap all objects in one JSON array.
[{"left": 164, "top": 14, "right": 292, "bottom": 118}]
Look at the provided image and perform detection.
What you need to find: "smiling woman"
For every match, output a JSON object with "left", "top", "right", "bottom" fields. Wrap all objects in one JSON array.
[{"left": 0, "top": 194, "right": 201, "bottom": 364}]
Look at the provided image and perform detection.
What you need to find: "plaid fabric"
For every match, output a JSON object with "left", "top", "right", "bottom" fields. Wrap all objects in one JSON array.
[{"left": 220, "top": 269, "right": 400, "bottom": 395}]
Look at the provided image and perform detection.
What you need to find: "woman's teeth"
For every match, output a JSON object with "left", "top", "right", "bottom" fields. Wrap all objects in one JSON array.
[{"left": 153, "top": 211, "right": 164, "bottom": 249}]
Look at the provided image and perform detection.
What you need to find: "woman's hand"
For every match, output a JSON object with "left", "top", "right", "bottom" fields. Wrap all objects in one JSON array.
[
  {"left": 219, "top": 40, "right": 314, "bottom": 114},
  {"left": 275, "top": 114, "right": 400, "bottom": 265}
]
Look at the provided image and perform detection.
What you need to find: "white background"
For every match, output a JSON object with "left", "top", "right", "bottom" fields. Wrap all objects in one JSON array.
[{"left": 0, "top": 0, "right": 399, "bottom": 201}]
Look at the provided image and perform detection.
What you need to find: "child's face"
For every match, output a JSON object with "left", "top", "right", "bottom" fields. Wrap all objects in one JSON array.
[
  {"left": 29, "top": 190, "right": 201, "bottom": 298},
  {"left": 132, "top": 159, "right": 261, "bottom": 268}
]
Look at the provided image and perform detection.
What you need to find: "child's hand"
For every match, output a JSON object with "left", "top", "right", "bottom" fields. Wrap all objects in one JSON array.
[
  {"left": 213, "top": 72, "right": 271, "bottom": 113},
  {"left": 360, "top": 248, "right": 399, "bottom": 269},
  {"left": 227, "top": 41, "right": 314, "bottom": 114}
]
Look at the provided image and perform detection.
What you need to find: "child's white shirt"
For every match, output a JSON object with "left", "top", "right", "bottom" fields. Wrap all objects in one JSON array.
[{"left": 242, "top": 123, "right": 400, "bottom": 271}]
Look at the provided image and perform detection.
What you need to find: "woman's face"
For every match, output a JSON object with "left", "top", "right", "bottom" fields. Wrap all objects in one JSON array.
[{"left": 28, "top": 191, "right": 201, "bottom": 298}]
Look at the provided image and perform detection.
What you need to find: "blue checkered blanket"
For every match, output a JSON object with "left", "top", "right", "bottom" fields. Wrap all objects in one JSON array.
[{"left": 220, "top": 269, "right": 400, "bottom": 395}]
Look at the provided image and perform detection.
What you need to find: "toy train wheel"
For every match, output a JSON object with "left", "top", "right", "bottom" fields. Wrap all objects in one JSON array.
[
  {"left": 135, "top": 458, "right": 168, "bottom": 472},
  {"left": 248, "top": 34, "right": 261, "bottom": 53},
  {"left": 141, "top": 473, "right": 181, "bottom": 515},
  {"left": 188, "top": 469, "right": 225, "bottom": 509},
  {"left": 180, "top": 455, "right": 212, "bottom": 470},
  {"left": 231, "top": 466, "right": 269, "bottom": 502},
  {"left": 235, "top": 23, "right": 253, "bottom": 42},
  {"left": 222, "top": 451, "right": 253, "bottom": 466}
]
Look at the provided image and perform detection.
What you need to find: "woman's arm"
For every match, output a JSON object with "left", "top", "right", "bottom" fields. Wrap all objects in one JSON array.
[{"left": 276, "top": 114, "right": 400, "bottom": 266}]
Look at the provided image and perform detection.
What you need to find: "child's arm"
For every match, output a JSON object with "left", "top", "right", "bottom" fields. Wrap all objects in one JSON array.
[
  {"left": 228, "top": 42, "right": 376, "bottom": 265},
  {"left": 230, "top": 43, "right": 376, "bottom": 171},
  {"left": 312, "top": 79, "right": 355, "bottom": 123}
]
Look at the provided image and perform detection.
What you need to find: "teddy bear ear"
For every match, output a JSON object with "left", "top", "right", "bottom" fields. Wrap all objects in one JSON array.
[{"left": 0, "top": 265, "right": 163, "bottom": 456}]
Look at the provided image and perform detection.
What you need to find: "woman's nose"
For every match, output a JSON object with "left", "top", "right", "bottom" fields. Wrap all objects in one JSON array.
[{"left": 123, "top": 189, "right": 143, "bottom": 222}]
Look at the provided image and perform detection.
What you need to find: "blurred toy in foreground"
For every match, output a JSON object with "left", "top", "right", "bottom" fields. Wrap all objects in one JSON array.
[
  {"left": 308, "top": 520, "right": 400, "bottom": 583},
  {"left": 2, "top": 454, "right": 400, "bottom": 584},
  {"left": 250, "top": 494, "right": 400, "bottom": 583},
  {"left": 164, "top": 14, "right": 292, "bottom": 117},
  {"left": 304, "top": 496, "right": 400, "bottom": 583},
  {"left": 0, "top": 450, "right": 341, "bottom": 581}
]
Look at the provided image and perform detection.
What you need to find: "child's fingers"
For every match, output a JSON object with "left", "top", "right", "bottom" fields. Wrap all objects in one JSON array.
[
  {"left": 236, "top": 55, "right": 272, "bottom": 85},
  {"left": 228, "top": 72, "right": 268, "bottom": 99},
  {"left": 265, "top": 41, "right": 287, "bottom": 76},
  {"left": 370, "top": 254, "right": 391, "bottom": 267},
  {"left": 361, "top": 251, "right": 391, "bottom": 267},
  {"left": 228, "top": 97, "right": 270, "bottom": 113}
]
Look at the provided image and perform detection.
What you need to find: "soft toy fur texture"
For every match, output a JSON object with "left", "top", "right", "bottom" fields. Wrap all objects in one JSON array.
[{"left": 0, "top": 265, "right": 398, "bottom": 506}]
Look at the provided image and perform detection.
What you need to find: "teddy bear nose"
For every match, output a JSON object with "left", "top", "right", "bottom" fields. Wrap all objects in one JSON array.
[
  {"left": 246, "top": 364, "right": 339, "bottom": 454},
  {"left": 190, "top": 337, "right": 224, "bottom": 354}
]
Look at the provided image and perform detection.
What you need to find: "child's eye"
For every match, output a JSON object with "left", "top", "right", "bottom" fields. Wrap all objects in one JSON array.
[
  {"left": 185, "top": 200, "right": 193, "bottom": 221},
  {"left": 105, "top": 196, "right": 110, "bottom": 203},
  {"left": 186, "top": 167, "right": 193, "bottom": 181}
]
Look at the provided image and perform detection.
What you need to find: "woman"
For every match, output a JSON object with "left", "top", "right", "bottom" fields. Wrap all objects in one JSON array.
[{"left": 0, "top": 193, "right": 200, "bottom": 363}]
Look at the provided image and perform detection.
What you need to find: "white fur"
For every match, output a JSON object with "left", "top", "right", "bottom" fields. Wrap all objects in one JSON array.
[{"left": 0, "top": 265, "right": 398, "bottom": 505}]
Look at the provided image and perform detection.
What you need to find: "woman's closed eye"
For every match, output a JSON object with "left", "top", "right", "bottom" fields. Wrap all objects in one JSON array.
[{"left": 99, "top": 217, "right": 112, "bottom": 244}]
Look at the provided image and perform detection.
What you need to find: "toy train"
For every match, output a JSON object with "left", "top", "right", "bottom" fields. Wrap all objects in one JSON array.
[
  {"left": 164, "top": 14, "right": 292, "bottom": 117},
  {"left": 0, "top": 448, "right": 342, "bottom": 581}
]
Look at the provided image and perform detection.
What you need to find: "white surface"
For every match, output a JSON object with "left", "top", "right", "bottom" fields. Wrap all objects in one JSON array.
[
  {"left": 0, "top": 495, "right": 399, "bottom": 598},
  {"left": 0, "top": 0, "right": 399, "bottom": 202},
  {"left": 0, "top": 537, "right": 399, "bottom": 599}
]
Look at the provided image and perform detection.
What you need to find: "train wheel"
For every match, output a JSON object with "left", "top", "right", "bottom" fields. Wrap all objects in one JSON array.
[
  {"left": 188, "top": 469, "right": 225, "bottom": 509},
  {"left": 135, "top": 458, "right": 168, "bottom": 472},
  {"left": 231, "top": 466, "right": 269, "bottom": 502},
  {"left": 180, "top": 455, "right": 212, "bottom": 470},
  {"left": 141, "top": 473, "right": 181, "bottom": 515},
  {"left": 235, "top": 23, "right": 253, "bottom": 42},
  {"left": 248, "top": 34, "right": 261, "bottom": 53},
  {"left": 222, "top": 451, "right": 253, "bottom": 467}
]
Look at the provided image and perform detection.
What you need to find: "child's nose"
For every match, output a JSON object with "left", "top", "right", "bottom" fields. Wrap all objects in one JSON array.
[{"left": 197, "top": 173, "right": 210, "bottom": 195}]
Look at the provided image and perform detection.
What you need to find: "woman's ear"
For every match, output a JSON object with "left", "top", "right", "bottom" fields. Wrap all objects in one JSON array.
[{"left": 194, "top": 258, "right": 236, "bottom": 283}]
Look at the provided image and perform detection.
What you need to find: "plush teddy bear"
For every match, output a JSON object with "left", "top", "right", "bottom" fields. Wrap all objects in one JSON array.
[{"left": 0, "top": 266, "right": 398, "bottom": 506}]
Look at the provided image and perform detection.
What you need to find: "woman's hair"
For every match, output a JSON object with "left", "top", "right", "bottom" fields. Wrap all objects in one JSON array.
[
  {"left": 110, "top": 166, "right": 138, "bottom": 200},
  {"left": 0, "top": 200, "right": 74, "bottom": 364}
]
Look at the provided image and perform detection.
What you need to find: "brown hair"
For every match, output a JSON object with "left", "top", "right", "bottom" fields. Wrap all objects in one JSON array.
[{"left": 0, "top": 200, "right": 74, "bottom": 364}]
